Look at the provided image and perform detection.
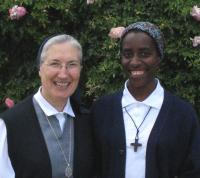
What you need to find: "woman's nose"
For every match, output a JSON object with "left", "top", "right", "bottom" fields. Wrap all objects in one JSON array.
[
  {"left": 57, "top": 66, "right": 69, "bottom": 78},
  {"left": 129, "top": 55, "right": 141, "bottom": 64}
]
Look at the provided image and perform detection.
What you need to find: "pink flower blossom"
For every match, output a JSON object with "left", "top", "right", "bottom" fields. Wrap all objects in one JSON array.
[
  {"left": 5, "top": 98, "right": 15, "bottom": 108},
  {"left": 87, "top": 0, "right": 96, "bottom": 5},
  {"left": 108, "top": 27, "right": 125, "bottom": 39},
  {"left": 190, "top": 5, "right": 200, "bottom": 21},
  {"left": 9, "top": 5, "right": 27, "bottom": 20},
  {"left": 190, "top": 36, "right": 200, "bottom": 47}
]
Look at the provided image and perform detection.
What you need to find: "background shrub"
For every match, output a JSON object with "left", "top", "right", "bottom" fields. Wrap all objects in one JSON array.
[{"left": 0, "top": 0, "right": 200, "bottom": 115}]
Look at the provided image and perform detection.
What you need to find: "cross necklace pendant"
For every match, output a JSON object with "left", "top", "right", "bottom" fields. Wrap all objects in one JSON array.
[
  {"left": 131, "top": 134, "right": 142, "bottom": 152},
  {"left": 124, "top": 106, "right": 152, "bottom": 152}
]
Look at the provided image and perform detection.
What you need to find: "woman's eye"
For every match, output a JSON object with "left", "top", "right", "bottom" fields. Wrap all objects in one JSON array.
[
  {"left": 69, "top": 62, "right": 77, "bottom": 66},
  {"left": 122, "top": 51, "right": 133, "bottom": 59},
  {"left": 49, "top": 62, "right": 60, "bottom": 68},
  {"left": 139, "top": 51, "right": 151, "bottom": 58}
]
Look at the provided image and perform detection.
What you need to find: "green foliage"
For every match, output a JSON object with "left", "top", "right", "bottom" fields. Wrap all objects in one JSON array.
[{"left": 0, "top": 0, "right": 200, "bottom": 115}]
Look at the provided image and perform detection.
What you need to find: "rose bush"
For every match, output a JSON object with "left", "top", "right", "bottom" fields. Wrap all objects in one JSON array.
[{"left": 0, "top": 0, "right": 200, "bottom": 115}]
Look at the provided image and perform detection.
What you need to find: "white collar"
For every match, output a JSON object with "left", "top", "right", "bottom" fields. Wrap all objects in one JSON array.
[
  {"left": 122, "top": 79, "right": 164, "bottom": 109},
  {"left": 33, "top": 87, "right": 75, "bottom": 117}
]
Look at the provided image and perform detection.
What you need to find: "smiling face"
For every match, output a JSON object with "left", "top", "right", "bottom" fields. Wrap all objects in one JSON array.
[
  {"left": 121, "top": 31, "right": 160, "bottom": 95},
  {"left": 39, "top": 42, "right": 81, "bottom": 108}
]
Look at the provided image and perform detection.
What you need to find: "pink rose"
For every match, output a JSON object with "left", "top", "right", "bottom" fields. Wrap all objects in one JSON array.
[
  {"left": 9, "top": 5, "right": 27, "bottom": 20},
  {"left": 5, "top": 98, "right": 15, "bottom": 108},
  {"left": 87, "top": 0, "right": 95, "bottom": 4},
  {"left": 108, "top": 27, "right": 125, "bottom": 39},
  {"left": 190, "top": 5, "right": 200, "bottom": 21},
  {"left": 190, "top": 36, "right": 200, "bottom": 47}
]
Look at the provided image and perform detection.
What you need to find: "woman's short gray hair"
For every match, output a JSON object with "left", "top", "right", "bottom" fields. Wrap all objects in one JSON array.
[{"left": 39, "top": 34, "right": 82, "bottom": 66}]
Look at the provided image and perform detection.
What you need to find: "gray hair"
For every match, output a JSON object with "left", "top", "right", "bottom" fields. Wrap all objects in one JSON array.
[{"left": 39, "top": 34, "right": 82, "bottom": 66}]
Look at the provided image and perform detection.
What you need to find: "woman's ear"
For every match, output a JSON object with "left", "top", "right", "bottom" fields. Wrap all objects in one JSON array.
[
  {"left": 39, "top": 69, "right": 41, "bottom": 77},
  {"left": 38, "top": 65, "right": 42, "bottom": 77}
]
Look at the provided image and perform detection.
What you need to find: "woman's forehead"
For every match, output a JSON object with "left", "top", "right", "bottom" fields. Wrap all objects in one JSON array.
[{"left": 122, "top": 32, "right": 156, "bottom": 48}]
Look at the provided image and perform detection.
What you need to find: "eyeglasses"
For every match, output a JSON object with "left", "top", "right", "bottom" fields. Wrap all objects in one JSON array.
[{"left": 45, "top": 60, "right": 82, "bottom": 71}]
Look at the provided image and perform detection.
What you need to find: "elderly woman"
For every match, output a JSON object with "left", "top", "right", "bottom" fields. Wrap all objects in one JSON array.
[
  {"left": 0, "top": 34, "right": 95, "bottom": 178},
  {"left": 91, "top": 22, "right": 200, "bottom": 178}
]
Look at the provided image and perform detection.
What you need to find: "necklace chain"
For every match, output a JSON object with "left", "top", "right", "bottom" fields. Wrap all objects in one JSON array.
[
  {"left": 45, "top": 114, "right": 72, "bottom": 177},
  {"left": 124, "top": 106, "right": 152, "bottom": 139},
  {"left": 124, "top": 106, "right": 152, "bottom": 152}
]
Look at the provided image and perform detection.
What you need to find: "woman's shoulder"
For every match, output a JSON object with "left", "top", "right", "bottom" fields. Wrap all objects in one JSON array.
[
  {"left": 164, "top": 90, "right": 197, "bottom": 116},
  {"left": 165, "top": 90, "right": 193, "bottom": 106},
  {"left": 94, "top": 90, "right": 123, "bottom": 105}
]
